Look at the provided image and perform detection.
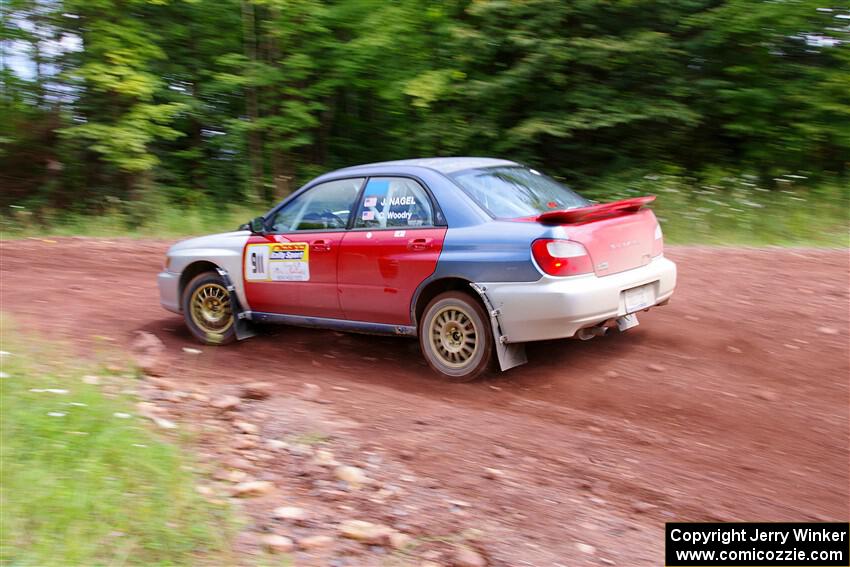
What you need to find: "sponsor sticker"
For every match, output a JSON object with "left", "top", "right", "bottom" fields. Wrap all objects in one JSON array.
[
  {"left": 245, "top": 243, "right": 270, "bottom": 281},
  {"left": 245, "top": 242, "right": 310, "bottom": 282}
]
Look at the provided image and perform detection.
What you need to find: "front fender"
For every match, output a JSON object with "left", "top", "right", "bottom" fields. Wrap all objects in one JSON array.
[{"left": 167, "top": 231, "right": 251, "bottom": 309}]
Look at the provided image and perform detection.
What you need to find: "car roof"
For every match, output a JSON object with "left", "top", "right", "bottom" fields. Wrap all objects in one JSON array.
[{"left": 336, "top": 157, "right": 519, "bottom": 175}]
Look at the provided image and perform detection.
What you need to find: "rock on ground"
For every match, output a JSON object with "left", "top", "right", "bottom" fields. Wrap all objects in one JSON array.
[
  {"left": 129, "top": 331, "right": 167, "bottom": 376},
  {"left": 273, "top": 506, "right": 308, "bottom": 522},
  {"left": 300, "top": 382, "right": 322, "bottom": 402},
  {"left": 210, "top": 394, "right": 241, "bottom": 410},
  {"left": 335, "top": 465, "right": 369, "bottom": 488},
  {"left": 388, "top": 531, "right": 413, "bottom": 550},
  {"left": 241, "top": 381, "right": 275, "bottom": 400},
  {"left": 232, "top": 480, "right": 274, "bottom": 497},
  {"left": 339, "top": 520, "right": 395, "bottom": 545},
  {"left": 452, "top": 546, "right": 488, "bottom": 567},
  {"left": 234, "top": 421, "right": 259, "bottom": 434},
  {"left": 299, "top": 534, "right": 335, "bottom": 550},
  {"left": 262, "top": 534, "right": 295, "bottom": 553},
  {"left": 631, "top": 501, "right": 658, "bottom": 513}
]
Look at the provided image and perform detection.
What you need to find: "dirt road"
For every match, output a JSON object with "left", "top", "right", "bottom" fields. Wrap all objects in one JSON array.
[{"left": 2, "top": 239, "right": 848, "bottom": 565}]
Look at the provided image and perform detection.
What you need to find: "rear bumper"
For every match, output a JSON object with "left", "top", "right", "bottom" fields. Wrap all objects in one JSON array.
[
  {"left": 478, "top": 255, "right": 676, "bottom": 343},
  {"left": 158, "top": 271, "right": 181, "bottom": 314}
]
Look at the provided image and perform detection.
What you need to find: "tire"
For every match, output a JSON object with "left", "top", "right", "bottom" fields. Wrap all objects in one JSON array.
[
  {"left": 182, "top": 272, "right": 237, "bottom": 345},
  {"left": 419, "top": 291, "right": 494, "bottom": 382}
]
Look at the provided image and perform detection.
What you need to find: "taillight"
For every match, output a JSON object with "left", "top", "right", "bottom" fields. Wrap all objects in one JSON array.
[
  {"left": 531, "top": 239, "right": 593, "bottom": 276},
  {"left": 652, "top": 223, "right": 663, "bottom": 257}
]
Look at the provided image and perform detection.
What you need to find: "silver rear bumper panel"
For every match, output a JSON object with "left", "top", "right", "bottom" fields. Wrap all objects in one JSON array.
[{"left": 477, "top": 255, "right": 677, "bottom": 343}]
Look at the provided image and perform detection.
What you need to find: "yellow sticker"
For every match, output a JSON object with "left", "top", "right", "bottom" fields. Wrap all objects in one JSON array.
[{"left": 245, "top": 243, "right": 310, "bottom": 282}]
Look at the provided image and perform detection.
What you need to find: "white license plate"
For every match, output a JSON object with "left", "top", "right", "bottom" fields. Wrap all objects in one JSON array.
[{"left": 624, "top": 284, "right": 654, "bottom": 313}]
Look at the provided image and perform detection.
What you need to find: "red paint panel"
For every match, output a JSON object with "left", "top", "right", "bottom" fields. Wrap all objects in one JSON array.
[
  {"left": 535, "top": 195, "right": 655, "bottom": 224},
  {"left": 562, "top": 208, "right": 659, "bottom": 276},
  {"left": 338, "top": 228, "right": 447, "bottom": 325},
  {"left": 243, "top": 232, "right": 345, "bottom": 318}
]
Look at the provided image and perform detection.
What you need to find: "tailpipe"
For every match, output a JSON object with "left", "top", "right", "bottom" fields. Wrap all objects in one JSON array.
[{"left": 576, "top": 323, "right": 610, "bottom": 341}]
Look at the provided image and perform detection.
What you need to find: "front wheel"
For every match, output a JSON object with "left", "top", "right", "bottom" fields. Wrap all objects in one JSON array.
[
  {"left": 419, "top": 291, "right": 494, "bottom": 382},
  {"left": 182, "top": 272, "right": 237, "bottom": 345}
]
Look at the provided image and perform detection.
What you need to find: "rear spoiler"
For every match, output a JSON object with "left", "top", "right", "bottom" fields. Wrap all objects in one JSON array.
[{"left": 534, "top": 195, "right": 656, "bottom": 225}]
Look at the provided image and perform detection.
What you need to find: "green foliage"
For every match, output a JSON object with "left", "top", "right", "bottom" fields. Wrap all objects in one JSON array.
[
  {"left": 60, "top": 101, "right": 185, "bottom": 173},
  {"left": 0, "top": 324, "right": 234, "bottom": 565},
  {"left": 57, "top": 1, "right": 187, "bottom": 175},
  {"left": 1, "top": 0, "right": 848, "bottom": 235}
]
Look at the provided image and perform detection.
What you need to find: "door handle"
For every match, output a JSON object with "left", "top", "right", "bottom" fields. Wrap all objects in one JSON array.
[
  {"left": 407, "top": 237, "right": 432, "bottom": 251},
  {"left": 311, "top": 239, "right": 332, "bottom": 252}
]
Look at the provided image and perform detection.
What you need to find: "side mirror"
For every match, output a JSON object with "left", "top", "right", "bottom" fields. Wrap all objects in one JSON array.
[{"left": 249, "top": 216, "right": 266, "bottom": 234}]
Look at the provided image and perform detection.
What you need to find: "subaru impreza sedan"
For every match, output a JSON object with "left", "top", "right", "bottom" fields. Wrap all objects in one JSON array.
[{"left": 158, "top": 157, "right": 676, "bottom": 381}]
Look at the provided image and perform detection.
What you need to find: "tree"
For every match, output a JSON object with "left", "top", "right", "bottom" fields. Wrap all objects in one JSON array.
[
  {"left": 682, "top": 0, "right": 850, "bottom": 176},
  {"left": 57, "top": 0, "right": 183, "bottom": 200}
]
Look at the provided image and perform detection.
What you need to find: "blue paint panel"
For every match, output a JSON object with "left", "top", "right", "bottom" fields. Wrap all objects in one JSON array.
[{"left": 433, "top": 222, "right": 544, "bottom": 282}]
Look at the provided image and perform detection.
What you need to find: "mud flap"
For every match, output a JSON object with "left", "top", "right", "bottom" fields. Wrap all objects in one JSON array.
[
  {"left": 469, "top": 283, "right": 527, "bottom": 372},
  {"left": 215, "top": 267, "right": 256, "bottom": 341},
  {"left": 616, "top": 313, "right": 639, "bottom": 331}
]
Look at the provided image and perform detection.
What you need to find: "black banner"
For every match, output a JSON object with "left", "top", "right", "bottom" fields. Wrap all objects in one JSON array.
[{"left": 666, "top": 523, "right": 849, "bottom": 566}]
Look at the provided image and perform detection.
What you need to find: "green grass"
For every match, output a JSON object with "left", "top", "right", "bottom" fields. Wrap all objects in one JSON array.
[
  {"left": 1, "top": 174, "right": 847, "bottom": 246},
  {"left": 583, "top": 173, "right": 849, "bottom": 247},
  {"left": 654, "top": 181, "right": 849, "bottom": 247},
  {"left": 1, "top": 202, "right": 258, "bottom": 240},
  {"left": 0, "top": 324, "right": 235, "bottom": 566}
]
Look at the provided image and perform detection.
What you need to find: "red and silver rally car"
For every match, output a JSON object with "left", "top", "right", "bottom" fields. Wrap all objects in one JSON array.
[{"left": 158, "top": 158, "right": 676, "bottom": 381}]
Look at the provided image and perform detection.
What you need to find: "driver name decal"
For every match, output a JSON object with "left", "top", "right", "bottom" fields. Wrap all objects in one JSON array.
[{"left": 245, "top": 242, "right": 310, "bottom": 282}]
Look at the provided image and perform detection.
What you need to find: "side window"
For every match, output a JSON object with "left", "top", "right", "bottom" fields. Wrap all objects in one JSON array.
[
  {"left": 270, "top": 178, "right": 365, "bottom": 232},
  {"left": 354, "top": 177, "right": 434, "bottom": 229}
]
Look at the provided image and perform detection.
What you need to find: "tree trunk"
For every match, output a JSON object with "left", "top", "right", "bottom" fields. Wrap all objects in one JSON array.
[
  {"left": 270, "top": 149, "right": 294, "bottom": 200},
  {"left": 242, "top": 0, "right": 264, "bottom": 204}
]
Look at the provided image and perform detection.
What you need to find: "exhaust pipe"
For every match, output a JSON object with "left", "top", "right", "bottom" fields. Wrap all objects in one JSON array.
[{"left": 576, "top": 324, "right": 609, "bottom": 341}]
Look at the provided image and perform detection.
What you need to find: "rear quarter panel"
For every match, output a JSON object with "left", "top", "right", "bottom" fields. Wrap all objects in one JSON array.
[
  {"left": 432, "top": 222, "right": 545, "bottom": 282},
  {"left": 409, "top": 221, "right": 550, "bottom": 322}
]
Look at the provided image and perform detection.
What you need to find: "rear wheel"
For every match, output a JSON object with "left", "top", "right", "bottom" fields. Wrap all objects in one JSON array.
[
  {"left": 182, "top": 272, "right": 236, "bottom": 345},
  {"left": 419, "top": 291, "right": 493, "bottom": 381}
]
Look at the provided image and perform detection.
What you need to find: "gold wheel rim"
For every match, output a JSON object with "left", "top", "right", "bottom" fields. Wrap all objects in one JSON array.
[
  {"left": 190, "top": 283, "right": 233, "bottom": 334},
  {"left": 429, "top": 306, "right": 478, "bottom": 369}
]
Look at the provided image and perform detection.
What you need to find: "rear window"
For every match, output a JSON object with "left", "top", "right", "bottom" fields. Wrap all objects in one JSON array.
[{"left": 451, "top": 166, "right": 589, "bottom": 218}]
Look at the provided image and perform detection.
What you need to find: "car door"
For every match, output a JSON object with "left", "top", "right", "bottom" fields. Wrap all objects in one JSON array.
[
  {"left": 338, "top": 177, "right": 447, "bottom": 325},
  {"left": 244, "top": 177, "right": 365, "bottom": 318}
]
